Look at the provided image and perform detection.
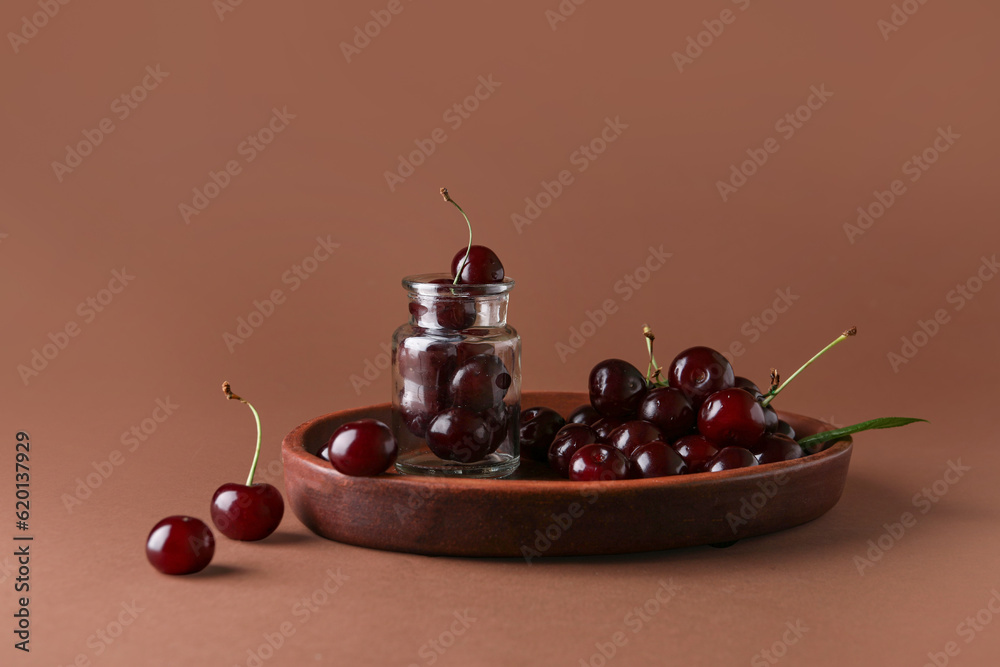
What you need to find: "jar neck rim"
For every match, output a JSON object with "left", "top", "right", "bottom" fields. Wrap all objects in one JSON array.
[{"left": 402, "top": 274, "right": 515, "bottom": 297}]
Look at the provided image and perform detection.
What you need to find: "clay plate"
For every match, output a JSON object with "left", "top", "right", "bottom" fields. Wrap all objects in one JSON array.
[{"left": 282, "top": 391, "right": 852, "bottom": 557}]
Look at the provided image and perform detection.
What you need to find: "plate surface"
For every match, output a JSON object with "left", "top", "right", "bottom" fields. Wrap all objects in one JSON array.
[{"left": 282, "top": 391, "right": 852, "bottom": 557}]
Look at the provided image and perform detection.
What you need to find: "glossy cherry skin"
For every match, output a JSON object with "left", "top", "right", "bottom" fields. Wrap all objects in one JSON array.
[
  {"left": 630, "top": 441, "right": 688, "bottom": 478},
  {"left": 548, "top": 423, "right": 599, "bottom": 478},
  {"left": 775, "top": 420, "right": 796, "bottom": 440},
  {"left": 326, "top": 419, "right": 398, "bottom": 476},
  {"left": 411, "top": 278, "right": 477, "bottom": 330},
  {"left": 749, "top": 433, "right": 804, "bottom": 464},
  {"left": 637, "top": 387, "right": 695, "bottom": 442},
  {"left": 605, "top": 420, "right": 666, "bottom": 458},
  {"left": 398, "top": 384, "right": 449, "bottom": 438},
  {"left": 451, "top": 245, "right": 505, "bottom": 284},
  {"left": 210, "top": 483, "right": 284, "bottom": 541},
  {"left": 426, "top": 408, "right": 493, "bottom": 463},
  {"left": 568, "top": 443, "right": 629, "bottom": 482},
  {"left": 568, "top": 405, "right": 601, "bottom": 426},
  {"left": 588, "top": 359, "right": 648, "bottom": 418},
  {"left": 733, "top": 376, "right": 764, "bottom": 401},
  {"left": 519, "top": 407, "right": 566, "bottom": 461},
  {"left": 450, "top": 354, "right": 512, "bottom": 413},
  {"left": 482, "top": 404, "right": 512, "bottom": 453},
  {"left": 762, "top": 405, "right": 779, "bottom": 433},
  {"left": 697, "top": 389, "right": 766, "bottom": 448},
  {"left": 667, "top": 346, "right": 735, "bottom": 407},
  {"left": 671, "top": 434, "right": 720, "bottom": 472},
  {"left": 146, "top": 516, "right": 215, "bottom": 575},
  {"left": 703, "top": 446, "right": 759, "bottom": 473},
  {"left": 395, "top": 338, "right": 456, "bottom": 390},
  {"left": 592, "top": 416, "right": 629, "bottom": 442}
]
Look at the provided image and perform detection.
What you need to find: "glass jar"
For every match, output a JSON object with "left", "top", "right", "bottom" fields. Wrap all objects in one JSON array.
[{"left": 391, "top": 274, "right": 520, "bottom": 478}]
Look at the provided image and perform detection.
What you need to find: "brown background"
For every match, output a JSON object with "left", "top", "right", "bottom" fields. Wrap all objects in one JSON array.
[{"left": 2, "top": 0, "right": 999, "bottom": 665}]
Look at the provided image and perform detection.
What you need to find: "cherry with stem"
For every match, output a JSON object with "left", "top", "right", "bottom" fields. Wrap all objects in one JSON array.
[
  {"left": 210, "top": 382, "right": 284, "bottom": 541},
  {"left": 441, "top": 187, "right": 472, "bottom": 286}
]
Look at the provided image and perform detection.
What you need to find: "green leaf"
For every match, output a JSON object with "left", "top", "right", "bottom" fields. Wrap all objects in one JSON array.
[{"left": 798, "top": 417, "right": 928, "bottom": 452}]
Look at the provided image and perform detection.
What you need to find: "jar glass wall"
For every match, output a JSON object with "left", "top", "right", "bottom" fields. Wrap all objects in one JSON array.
[{"left": 391, "top": 274, "right": 520, "bottom": 478}]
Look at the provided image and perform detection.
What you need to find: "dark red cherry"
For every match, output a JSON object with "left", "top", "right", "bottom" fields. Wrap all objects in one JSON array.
[
  {"left": 210, "top": 483, "right": 284, "bottom": 541},
  {"left": 568, "top": 405, "right": 601, "bottom": 426},
  {"left": 749, "top": 433, "right": 804, "bottom": 464},
  {"left": 775, "top": 420, "right": 796, "bottom": 440},
  {"left": 146, "top": 516, "right": 215, "bottom": 575},
  {"left": 434, "top": 298, "right": 477, "bottom": 331},
  {"left": 482, "top": 403, "right": 512, "bottom": 453},
  {"left": 637, "top": 387, "right": 695, "bottom": 441},
  {"left": 667, "top": 346, "right": 735, "bottom": 407},
  {"left": 592, "top": 416, "right": 629, "bottom": 442},
  {"left": 455, "top": 341, "right": 494, "bottom": 365},
  {"left": 762, "top": 405, "right": 779, "bottom": 433},
  {"left": 326, "top": 419, "right": 398, "bottom": 476},
  {"left": 630, "top": 441, "right": 688, "bottom": 478},
  {"left": 398, "top": 384, "right": 449, "bottom": 437},
  {"left": 588, "top": 359, "right": 648, "bottom": 418},
  {"left": 671, "top": 434, "right": 720, "bottom": 472},
  {"left": 568, "top": 443, "right": 629, "bottom": 482},
  {"left": 548, "top": 423, "right": 599, "bottom": 478},
  {"left": 426, "top": 408, "right": 493, "bottom": 463},
  {"left": 519, "top": 407, "right": 566, "bottom": 461},
  {"left": 733, "top": 376, "right": 764, "bottom": 401},
  {"left": 395, "top": 338, "right": 456, "bottom": 391},
  {"left": 451, "top": 245, "right": 504, "bottom": 284},
  {"left": 450, "top": 354, "right": 511, "bottom": 413},
  {"left": 605, "top": 420, "right": 666, "bottom": 458},
  {"left": 703, "top": 446, "right": 759, "bottom": 473},
  {"left": 697, "top": 389, "right": 766, "bottom": 448}
]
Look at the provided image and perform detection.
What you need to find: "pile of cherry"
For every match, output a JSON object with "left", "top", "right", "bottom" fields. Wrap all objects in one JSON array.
[{"left": 520, "top": 347, "right": 805, "bottom": 482}]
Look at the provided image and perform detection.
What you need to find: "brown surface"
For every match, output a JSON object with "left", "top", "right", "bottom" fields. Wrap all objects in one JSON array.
[
  {"left": 284, "top": 392, "right": 852, "bottom": 557},
  {"left": 1, "top": 1, "right": 999, "bottom": 665}
]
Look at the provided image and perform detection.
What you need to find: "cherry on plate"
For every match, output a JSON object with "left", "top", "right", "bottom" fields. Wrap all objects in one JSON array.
[
  {"left": 671, "top": 434, "right": 720, "bottom": 472},
  {"left": 667, "top": 346, "right": 735, "bottom": 407},
  {"left": 702, "top": 446, "right": 759, "bottom": 473},
  {"left": 519, "top": 407, "right": 566, "bottom": 461},
  {"left": 588, "top": 359, "right": 648, "bottom": 418},
  {"left": 605, "top": 420, "right": 666, "bottom": 458},
  {"left": 630, "top": 441, "right": 688, "bottom": 478},
  {"left": 548, "top": 423, "right": 599, "bottom": 478},
  {"left": 749, "top": 433, "right": 804, "bottom": 464},
  {"left": 567, "top": 405, "right": 601, "bottom": 426},
  {"left": 568, "top": 443, "right": 629, "bottom": 482},
  {"left": 326, "top": 419, "right": 398, "bottom": 476},
  {"left": 697, "top": 388, "right": 766, "bottom": 448},
  {"left": 637, "top": 387, "right": 695, "bottom": 442}
]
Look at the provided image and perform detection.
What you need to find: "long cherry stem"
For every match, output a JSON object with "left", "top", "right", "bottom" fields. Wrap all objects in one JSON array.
[
  {"left": 643, "top": 325, "right": 666, "bottom": 386},
  {"left": 761, "top": 327, "right": 857, "bottom": 407},
  {"left": 441, "top": 187, "right": 472, "bottom": 285},
  {"left": 223, "top": 381, "right": 262, "bottom": 485}
]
